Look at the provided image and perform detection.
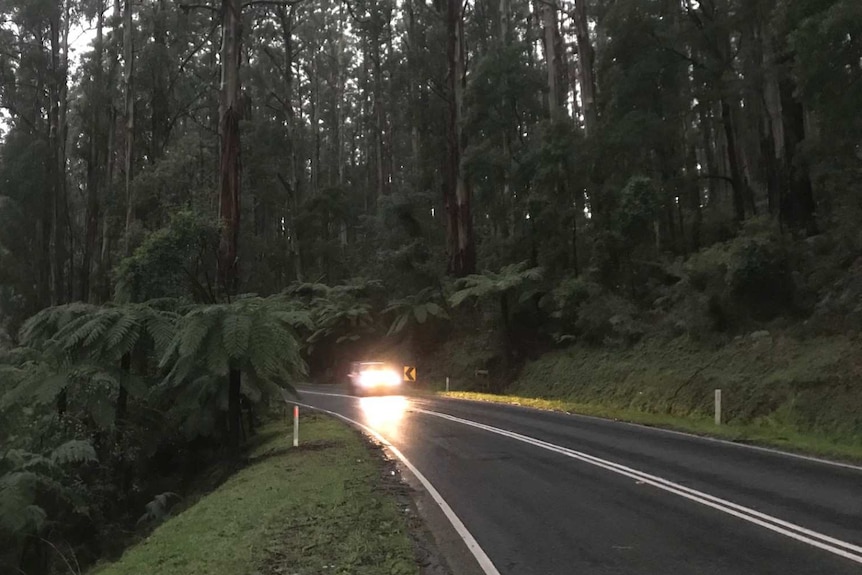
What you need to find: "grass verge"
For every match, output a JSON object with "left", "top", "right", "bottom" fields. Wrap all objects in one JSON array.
[
  {"left": 438, "top": 390, "right": 862, "bottom": 463},
  {"left": 90, "top": 413, "right": 419, "bottom": 575}
]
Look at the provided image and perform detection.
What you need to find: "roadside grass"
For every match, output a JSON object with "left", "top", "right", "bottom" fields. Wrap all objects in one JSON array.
[
  {"left": 432, "top": 333, "right": 862, "bottom": 464},
  {"left": 90, "top": 413, "right": 418, "bottom": 575},
  {"left": 438, "top": 391, "right": 862, "bottom": 462}
]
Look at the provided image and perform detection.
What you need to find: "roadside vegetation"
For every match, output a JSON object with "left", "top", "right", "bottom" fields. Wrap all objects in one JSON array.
[
  {"left": 91, "top": 414, "right": 418, "bottom": 575},
  {"left": 1, "top": 0, "right": 860, "bottom": 573}
]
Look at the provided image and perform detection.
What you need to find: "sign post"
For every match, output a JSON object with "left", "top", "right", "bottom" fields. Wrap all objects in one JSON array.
[
  {"left": 293, "top": 405, "right": 299, "bottom": 447},
  {"left": 446, "top": 376, "right": 450, "bottom": 392},
  {"left": 714, "top": 389, "right": 722, "bottom": 426}
]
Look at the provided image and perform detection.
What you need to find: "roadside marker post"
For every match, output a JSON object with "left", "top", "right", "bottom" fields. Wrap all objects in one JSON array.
[
  {"left": 293, "top": 405, "right": 299, "bottom": 447},
  {"left": 446, "top": 376, "right": 450, "bottom": 392},
  {"left": 715, "top": 389, "right": 722, "bottom": 426}
]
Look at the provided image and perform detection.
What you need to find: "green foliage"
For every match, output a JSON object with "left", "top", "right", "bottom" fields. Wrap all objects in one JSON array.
[
  {"left": 114, "top": 211, "right": 220, "bottom": 304},
  {"left": 573, "top": 292, "right": 643, "bottom": 346},
  {"left": 19, "top": 303, "right": 100, "bottom": 349},
  {"left": 544, "top": 276, "right": 601, "bottom": 343},
  {"left": 615, "top": 176, "right": 661, "bottom": 247},
  {"left": 91, "top": 418, "right": 419, "bottom": 575},
  {"left": 283, "top": 279, "right": 382, "bottom": 347},
  {"left": 683, "top": 220, "right": 796, "bottom": 325},
  {"left": 160, "top": 297, "right": 307, "bottom": 431},
  {"left": 449, "top": 262, "right": 543, "bottom": 308},
  {"left": 0, "top": 440, "right": 96, "bottom": 540},
  {"left": 727, "top": 237, "right": 794, "bottom": 318},
  {"left": 383, "top": 287, "right": 449, "bottom": 336}
]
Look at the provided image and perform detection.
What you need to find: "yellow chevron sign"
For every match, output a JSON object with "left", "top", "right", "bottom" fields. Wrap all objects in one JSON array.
[{"left": 403, "top": 366, "right": 416, "bottom": 382}]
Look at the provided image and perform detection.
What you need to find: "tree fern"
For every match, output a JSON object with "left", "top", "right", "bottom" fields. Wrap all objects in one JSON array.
[
  {"left": 0, "top": 442, "right": 96, "bottom": 538},
  {"left": 383, "top": 287, "right": 450, "bottom": 336},
  {"left": 103, "top": 310, "right": 141, "bottom": 354},
  {"left": 178, "top": 308, "right": 214, "bottom": 358},
  {"left": 19, "top": 303, "right": 98, "bottom": 349},
  {"left": 159, "top": 297, "right": 307, "bottom": 445},
  {"left": 50, "top": 440, "right": 97, "bottom": 465},
  {"left": 449, "top": 262, "right": 543, "bottom": 347},
  {"left": 222, "top": 313, "right": 252, "bottom": 359},
  {"left": 449, "top": 262, "right": 543, "bottom": 308}
]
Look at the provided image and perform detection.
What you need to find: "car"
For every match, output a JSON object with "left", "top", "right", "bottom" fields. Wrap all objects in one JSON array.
[{"left": 348, "top": 361, "right": 403, "bottom": 396}]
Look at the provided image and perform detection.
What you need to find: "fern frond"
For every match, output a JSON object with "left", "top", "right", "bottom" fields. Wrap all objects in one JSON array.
[
  {"left": 19, "top": 303, "right": 97, "bottom": 347},
  {"left": 204, "top": 329, "right": 230, "bottom": 376},
  {"left": 103, "top": 309, "right": 141, "bottom": 354},
  {"left": 179, "top": 307, "right": 218, "bottom": 358},
  {"left": 387, "top": 312, "right": 410, "bottom": 336},
  {"left": 50, "top": 440, "right": 97, "bottom": 465},
  {"left": 31, "top": 372, "right": 70, "bottom": 406},
  {"left": 146, "top": 311, "right": 179, "bottom": 357},
  {"left": 222, "top": 313, "right": 252, "bottom": 359}
]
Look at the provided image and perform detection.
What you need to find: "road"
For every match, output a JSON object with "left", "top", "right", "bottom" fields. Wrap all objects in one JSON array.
[{"left": 294, "top": 387, "right": 862, "bottom": 575}]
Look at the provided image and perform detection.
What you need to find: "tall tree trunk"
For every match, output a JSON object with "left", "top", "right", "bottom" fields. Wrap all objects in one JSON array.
[
  {"left": 49, "top": 2, "right": 70, "bottom": 305},
  {"left": 720, "top": 97, "right": 746, "bottom": 223},
  {"left": 407, "top": 0, "right": 422, "bottom": 191},
  {"left": 218, "top": 0, "right": 242, "bottom": 296},
  {"left": 500, "top": 0, "right": 510, "bottom": 43},
  {"left": 539, "top": 0, "right": 560, "bottom": 115},
  {"left": 83, "top": 2, "right": 106, "bottom": 302},
  {"left": 572, "top": 0, "right": 597, "bottom": 135},
  {"left": 778, "top": 79, "right": 817, "bottom": 234},
  {"left": 370, "top": 23, "right": 389, "bottom": 201},
  {"left": 122, "top": 0, "right": 135, "bottom": 256},
  {"left": 445, "top": 0, "right": 474, "bottom": 276},
  {"left": 278, "top": 5, "right": 302, "bottom": 282},
  {"left": 219, "top": 0, "right": 245, "bottom": 449},
  {"left": 151, "top": 0, "right": 169, "bottom": 161},
  {"left": 96, "top": 0, "right": 122, "bottom": 303},
  {"left": 444, "top": 0, "right": 459, "bottom": 274}
]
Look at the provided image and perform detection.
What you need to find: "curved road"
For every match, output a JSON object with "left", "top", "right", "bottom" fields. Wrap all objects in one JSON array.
[{"left": 294, "top": 387, "right": 862, "bottom": 575}]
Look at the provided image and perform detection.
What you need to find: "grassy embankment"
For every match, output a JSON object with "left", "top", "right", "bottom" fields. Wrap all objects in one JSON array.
[
  {"left": 432, "top": 332, "right": 862, "bottom": 462},
  {"left": 90, "top": 414, "right": 419, "bottom": 575}
]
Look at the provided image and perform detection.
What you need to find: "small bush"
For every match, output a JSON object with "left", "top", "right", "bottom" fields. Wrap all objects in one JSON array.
[
  {"left": 575, "top": 291, "right": 643, "bottom": 345},
  {"left": 680, "top": 219, "right": 797, "bottom": 328}
]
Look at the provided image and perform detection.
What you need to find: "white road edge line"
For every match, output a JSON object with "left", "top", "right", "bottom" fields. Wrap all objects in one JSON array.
[
  {"left": 301, "top": 389, "right": 861, "bottom": 473},
  {"left": 414, "top": 408, "right": 862, "bottom": 565},
  {"left": 291, "top": 400, "right": 502, "bottom": 575},
  {"left": 434, "top": 395, "right": 862, "bottom": 473}
]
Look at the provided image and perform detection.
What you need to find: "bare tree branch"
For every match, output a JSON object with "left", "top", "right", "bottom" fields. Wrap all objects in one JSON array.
[
  {"left": 0, "top": 102, "right": 37, "bottom": 132},
  {"left": 698, "top": 174, "right": 734, "bottom": 185},
  {"left": 342, "top": 0, "right": 371, "bottom": 27},
  {"left": 167, "top": 22, "right": 220, "bottom": 97}
]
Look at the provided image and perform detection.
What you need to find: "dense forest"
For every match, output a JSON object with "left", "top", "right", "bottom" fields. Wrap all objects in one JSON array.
[{"left": 1, "top": 0, "right": 860, "bottom": 572}]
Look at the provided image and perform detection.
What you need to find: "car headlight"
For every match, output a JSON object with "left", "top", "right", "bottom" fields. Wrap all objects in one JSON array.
[
  {"left": 382, "top": 369, "right": 401, "bottom": 386},
  {"left": 359, "top": 371, "right": 376, "bottom": 386}
]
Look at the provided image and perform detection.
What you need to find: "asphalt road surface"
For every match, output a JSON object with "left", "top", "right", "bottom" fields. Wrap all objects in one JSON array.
[{"left": 293, "top": 386, "right": 862, "bottom": 575}]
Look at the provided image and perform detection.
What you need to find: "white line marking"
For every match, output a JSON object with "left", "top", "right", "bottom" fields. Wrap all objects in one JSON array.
[
  {"left": 291, "top": 400, "right": 502, "bottom": 575},
  {"left": 436, "top": 395, "right": 862, "bottom": 473},
  {"left": 298, "top": 387, "right": 862, "bottom": 472},
  {"left": 414, "top": 408, "right": 862, "bottom": 565}
]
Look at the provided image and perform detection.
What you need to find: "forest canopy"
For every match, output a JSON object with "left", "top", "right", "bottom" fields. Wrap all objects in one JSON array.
[{"left": 1, "top": 0, "right": 861, "bottom": 573}]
